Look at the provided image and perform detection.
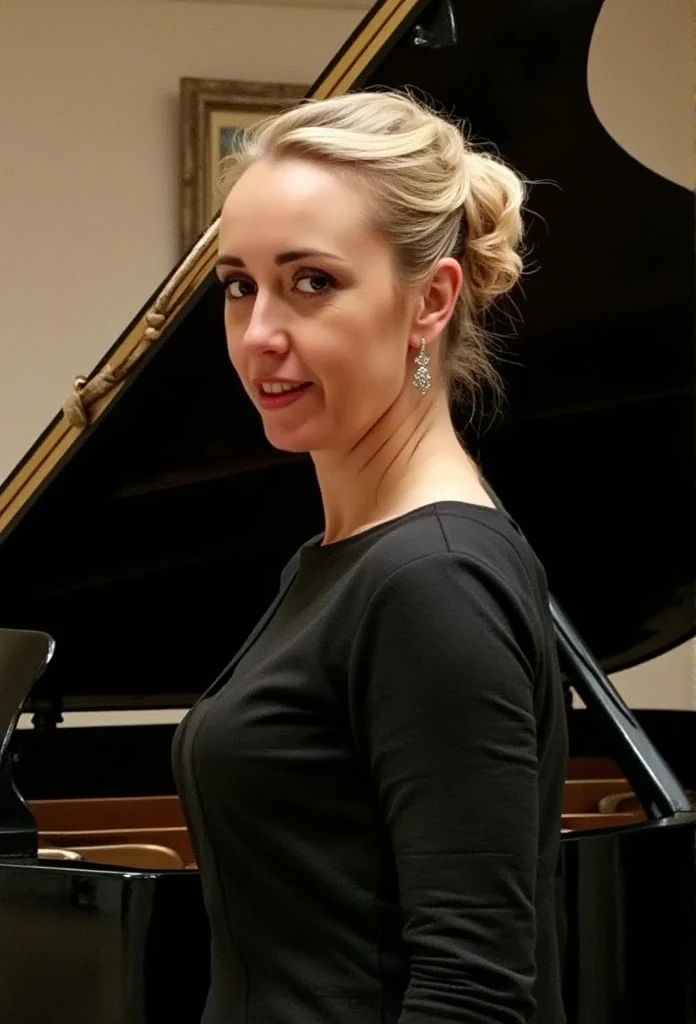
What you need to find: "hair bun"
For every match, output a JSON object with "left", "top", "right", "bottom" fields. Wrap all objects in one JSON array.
[{"left": 459, "top": 151, "right": 526, "bottom": 313}]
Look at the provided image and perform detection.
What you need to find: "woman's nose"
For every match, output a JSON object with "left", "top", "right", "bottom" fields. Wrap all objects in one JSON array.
[{"left": 240, "top": 294, "right": 289, "bottom": 352}]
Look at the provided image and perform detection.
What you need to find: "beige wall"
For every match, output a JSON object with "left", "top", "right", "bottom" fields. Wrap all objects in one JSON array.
[
  {"left": 0, "top": 0, "right": 362, "bottom": 485},
  {"left": 577, "top": 641, "right": 693, "bottom": 713},
  {"left": 588, "top": 0, "right": 692, "bottom": 190},
  {"left": 2, "top": 0, "right": 693, "bottom": 715}
]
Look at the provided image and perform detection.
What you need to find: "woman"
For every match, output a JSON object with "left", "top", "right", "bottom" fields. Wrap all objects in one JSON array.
[{"left": 172, "top": 90, "right": 568, "bottom": 1024}]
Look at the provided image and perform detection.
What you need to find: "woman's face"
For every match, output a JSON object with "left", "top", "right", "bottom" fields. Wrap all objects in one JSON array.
[{"left": 216, "top": 157, "right": 422, "bottom": 454}]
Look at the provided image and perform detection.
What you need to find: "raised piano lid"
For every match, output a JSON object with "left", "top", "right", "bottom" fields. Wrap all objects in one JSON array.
[{"left": 0, "top": 0, "right": 692, "bottom": 712}]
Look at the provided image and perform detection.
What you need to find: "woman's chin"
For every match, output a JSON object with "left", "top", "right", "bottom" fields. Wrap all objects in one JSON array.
[{"left": 263, "top": 427, "right": 315, "bottom": 454}]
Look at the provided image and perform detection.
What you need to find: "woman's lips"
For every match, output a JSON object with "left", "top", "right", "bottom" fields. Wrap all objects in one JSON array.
[{"left": 257, "top": 382, "right": 313, "bottom": 410}]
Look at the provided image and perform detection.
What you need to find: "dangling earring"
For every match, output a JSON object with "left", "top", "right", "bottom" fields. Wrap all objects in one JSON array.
[{"left": 412, "top": 337, "right": 432, "bottom": 395}]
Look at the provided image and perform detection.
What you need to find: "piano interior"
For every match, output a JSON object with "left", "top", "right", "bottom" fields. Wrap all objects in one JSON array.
[{"left": 22, "top": 757, "right": 656, "bottom": 873}]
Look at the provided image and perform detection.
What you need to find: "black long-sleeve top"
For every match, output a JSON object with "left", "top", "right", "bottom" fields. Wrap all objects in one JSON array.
[{"left": 171, "top": 501, "right": 568, "bottom": 1024}]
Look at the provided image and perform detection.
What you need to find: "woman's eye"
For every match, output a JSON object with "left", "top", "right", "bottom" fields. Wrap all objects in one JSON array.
[
  {"left": 295, "top": 272, "right": 334, "bottom": 295},
  {"left": 220, "top": 271, "right": 334, "bottom": 299},
  {"left": 223, "top": 277, "right": 255, "bottom": 299}
]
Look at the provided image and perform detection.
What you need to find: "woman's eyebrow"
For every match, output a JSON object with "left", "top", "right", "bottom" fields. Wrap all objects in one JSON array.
[
  {"left": 275, "top": 249, "right": 345, "bottom": 266},
  {"left": 215, "top": 248, "right": 346, "bottom": 269},
  {"left": 215, "top": 255, "right": 245, "bottom": 268}
]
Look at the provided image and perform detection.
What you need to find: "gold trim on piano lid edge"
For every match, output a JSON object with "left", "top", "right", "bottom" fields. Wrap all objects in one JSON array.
[
  {"left": 0, "top": 239, "right": 218, "bottom": 535},
  {"left": 0, "top": 0, "right": 423, "bottom": 539},
  {"left": 311, "top": 0, "right": 424, "bottom": 99}
]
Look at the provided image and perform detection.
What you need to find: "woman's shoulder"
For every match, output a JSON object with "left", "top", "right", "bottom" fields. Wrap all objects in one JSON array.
[
  {"left": 357, "top": 501, "right": 544, "bottom": 591},
  {"left": 337, "top": 505, "right": 553, "bottom": 697},
  {"left": 347, "top": 502, "right": 554, "bottom": 652},
  {"left": 291, "top": 500, "right": 552, "bottom": 635}
]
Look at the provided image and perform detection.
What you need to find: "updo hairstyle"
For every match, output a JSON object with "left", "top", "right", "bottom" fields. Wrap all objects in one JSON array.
[{"left": 219, "top": 90, "right": 527, "bottom": 414}]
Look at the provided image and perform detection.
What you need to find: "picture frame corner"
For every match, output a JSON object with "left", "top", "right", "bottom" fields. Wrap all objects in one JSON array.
[{"left": 177, "top": 77, "right": 309, "bottom": 258}]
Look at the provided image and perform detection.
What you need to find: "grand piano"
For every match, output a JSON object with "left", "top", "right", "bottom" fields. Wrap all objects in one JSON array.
[{"left": 0, "top": 0, "right": 694, "bottom": 1021}]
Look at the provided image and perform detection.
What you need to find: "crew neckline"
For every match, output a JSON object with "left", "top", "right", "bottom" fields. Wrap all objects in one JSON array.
[{"left": 300, "top": 500, "right": 508, "bottom": 560}]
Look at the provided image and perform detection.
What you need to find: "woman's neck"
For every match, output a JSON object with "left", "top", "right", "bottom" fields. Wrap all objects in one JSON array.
[{"left": 311, "top": 392, "right": 493, "bottom": 545}]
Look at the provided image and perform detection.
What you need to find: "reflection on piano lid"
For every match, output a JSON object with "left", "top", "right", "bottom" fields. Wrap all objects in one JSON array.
[{"left": 0, "top": 1, "right": 693, "bottom": 1023}]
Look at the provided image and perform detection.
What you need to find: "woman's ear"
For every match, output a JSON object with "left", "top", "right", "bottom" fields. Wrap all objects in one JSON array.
[{"left": 411, "top": 257, "right": 462, "bottom": 343}]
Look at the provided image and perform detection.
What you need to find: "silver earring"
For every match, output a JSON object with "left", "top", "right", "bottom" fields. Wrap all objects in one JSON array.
[{"left": 412, "top": 338, "right": 432, "bottom": 395}]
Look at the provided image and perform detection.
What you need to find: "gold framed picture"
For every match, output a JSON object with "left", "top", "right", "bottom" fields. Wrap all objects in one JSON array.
[{"left": 178, "top": 77, "right": 308, "bottom": 254}]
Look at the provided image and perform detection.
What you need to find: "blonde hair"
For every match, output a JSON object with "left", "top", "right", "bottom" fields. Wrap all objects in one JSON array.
[{"left": 219, "top": 90, "right": 527, "bottom": 416}]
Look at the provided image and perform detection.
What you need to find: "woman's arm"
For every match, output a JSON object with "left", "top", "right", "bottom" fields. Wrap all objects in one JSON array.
[{"left": 349, "top": 551, "right": 540, "bottom": 1023}]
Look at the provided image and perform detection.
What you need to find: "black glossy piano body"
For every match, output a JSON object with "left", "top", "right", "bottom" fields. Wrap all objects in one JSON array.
[{"left": 0, "top": 0, "right": 694, "bottom": 1021}]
